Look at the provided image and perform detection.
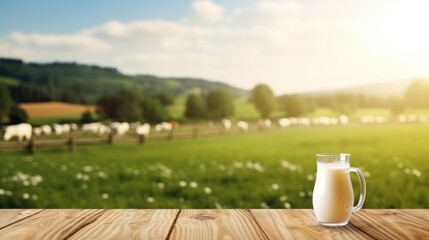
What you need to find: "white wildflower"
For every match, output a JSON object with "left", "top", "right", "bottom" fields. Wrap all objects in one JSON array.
[
  {"left": 190, "top": 181, "right": 198, "bottom": 188},
  {"left": 204, "top": 187, "right": 212, "bottom": 194},
  {"left": 271, "top": 183, "right": 280, "bottom": 190},
  {"left": 22, "top": 193, "right": 30, "bottom": 199},
  {"left": 101, "top": 193, "right": 109, "bottom": 199},
  {"left": 179, "top": 181, "right": 187, "bottom": 187}
]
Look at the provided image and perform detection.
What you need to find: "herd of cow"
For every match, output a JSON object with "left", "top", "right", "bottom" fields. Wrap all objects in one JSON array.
[{"left": 1, "top": 114, "right": 427, "bottom": 142}]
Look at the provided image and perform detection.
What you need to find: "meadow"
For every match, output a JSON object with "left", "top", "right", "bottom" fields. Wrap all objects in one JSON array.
[{"left": 0, "top": 123, "right": 428, "bottom": 209}]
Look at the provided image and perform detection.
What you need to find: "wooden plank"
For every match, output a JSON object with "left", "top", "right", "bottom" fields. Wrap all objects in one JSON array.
[
  {"left": 0, "top": 209, "right": 43, "bottom": 229},
  {"left": 402, "top": 209, "right": 429, "bottom": 222},
  {"left": 0, "top": 209, "right": 106, "bottom": 240},
  {"left": 350, "top": 209, "right": 429, "bottom": 240},
  {"left": 250, "top": 209, "right": 371, "bottom": 240},
  {"left": 170, "top": 209, "right": 268, "bottom": 240},
  {"left": 69, "top": 209, "right": 179, "bottom": 239}
]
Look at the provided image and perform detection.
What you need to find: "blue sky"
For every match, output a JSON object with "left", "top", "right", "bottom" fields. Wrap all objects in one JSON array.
[{"left": 1, "top": 0, "right": 429, "bottom": 94}]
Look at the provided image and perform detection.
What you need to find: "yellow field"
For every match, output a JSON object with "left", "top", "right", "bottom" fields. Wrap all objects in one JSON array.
[{"left": 20, "top": 102, "right": 95, "bottom": 118}]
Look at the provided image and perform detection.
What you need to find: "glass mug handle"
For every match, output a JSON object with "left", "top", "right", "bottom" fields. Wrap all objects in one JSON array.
[{"left": 349, "top": 167, "right": 366, "bottom": 211}]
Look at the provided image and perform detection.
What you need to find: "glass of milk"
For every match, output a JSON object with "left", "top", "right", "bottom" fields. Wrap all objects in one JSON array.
[{"left": 312, "top": 153, "right": 366, "bottom": 226}]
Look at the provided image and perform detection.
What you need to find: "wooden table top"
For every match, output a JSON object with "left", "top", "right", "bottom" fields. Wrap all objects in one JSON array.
[{"left": 0, "top": 209, "right": 428, "bottom": 239}]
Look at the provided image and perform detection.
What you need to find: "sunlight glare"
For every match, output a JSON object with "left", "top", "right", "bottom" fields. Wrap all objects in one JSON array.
[{"left": 363, "top": 1, "right": 429, "bottom": 58}]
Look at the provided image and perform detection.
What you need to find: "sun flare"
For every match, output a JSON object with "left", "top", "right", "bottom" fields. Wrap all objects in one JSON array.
[{"left": 363, "top": 1, "right": 429, "bottom": 58}]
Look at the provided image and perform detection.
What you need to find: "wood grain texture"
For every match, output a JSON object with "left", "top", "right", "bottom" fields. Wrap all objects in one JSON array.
[
  {"left": 402, "top": 209, "right": 429, "bottom": 222},
  {"left": 0, "top": 209, "right": 428, "bottom": 240},
  {"left": 250, "top": 209, "right": 372, "bottom": 240},
  {"left": 350, "top": 209, "right": 429, "bottom": 240},
  {"left": 0, "top": 209, "right": 43, "bottom": 229},
  {"left": 0, "top": 209, "right": 106, "bottom": 240},
  {"left": 170, "top": 209, "right": 268, "bottom": 240},
  {"left": 69, "top": 209, "right": 179, "bottom": 239}
]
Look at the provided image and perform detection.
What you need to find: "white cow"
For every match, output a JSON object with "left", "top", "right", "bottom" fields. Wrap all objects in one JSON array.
[
  {"left": 278, "top": 118, "right": 291, "bottom": 128},
  {"left": 40, "top": 125, "right": 52, "bottom": 135},
  {"left": 3, "top": 123, "right": 32, "bottom": 141},
  {"left": 52, "top": 123, "right": 71, "bottom": 135},
  {"left": 237, "top": 121, "right": 249, "bottom": 131},
  {"left": 110, "top": 122, "right": 130, "bottom": 135},
  {"left": 136, "top": 123, "right": 150, "bottom": 136},
  {"left": 222, "top": 119, "right": 232, "bottom": 129},
  {"left": 155, "top": 122, "right": 173, "bottom": 132},
  {"left": 258, "top": 119, "right": 272, "bottom": 128}
]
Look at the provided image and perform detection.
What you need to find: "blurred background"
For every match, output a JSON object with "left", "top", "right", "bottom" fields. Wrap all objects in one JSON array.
[{"left": 0, "top": 0, "right": 428, "bottom": 209}]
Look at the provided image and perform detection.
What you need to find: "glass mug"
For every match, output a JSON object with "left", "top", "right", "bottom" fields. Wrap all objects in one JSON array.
[{"left": 312, "top": 153, "right": 366, "bottom": 226}]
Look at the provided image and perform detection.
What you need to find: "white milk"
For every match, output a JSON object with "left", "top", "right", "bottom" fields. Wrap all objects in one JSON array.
[{"left": 312, "top": 163, "right": 354, "bottom": 225}]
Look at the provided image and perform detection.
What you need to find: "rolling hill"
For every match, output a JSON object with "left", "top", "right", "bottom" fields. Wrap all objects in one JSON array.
[
  {"left": 302, "top": 79, "right": 427, "bottom": 97},
  {"left": 0, "top": 58, "right": 247, "bottom": 104}
]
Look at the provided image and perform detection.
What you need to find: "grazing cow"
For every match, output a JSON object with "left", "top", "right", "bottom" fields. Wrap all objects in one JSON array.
[
  {"left": 52, "top": 124, "right": 71, "bottom": 135},
  {"left": 258, "top": 119, "right": 272, "bottom": 128},
  {"left": 136, "top": 123, "right": 150, "bottom": 136},
  {"left": 3, "top": 123, "right": 32, "bottom": 141},
  {"left": 237, "top": 121, "right": 249, "bottom": 131},
  {"left": 82, "top": 122, "right": 110, "bottom": 135},
  {"left": 110, "top": 122, "right": 130, "bottom": 135},
  {"left": 40, "top": 125, "right": 52, "bottom": 135},
  {"left": 33, "top": 127, "right": 42, "bottom": 136},
  {"left": 278, "top": 118, "right": 291, "bottom": 128},
  {"left": 155, "top": 122, "right": 173, "bottom": 132},
  {"left": 222, "top": 119, "right": 232, "bottom": 129},
  {"left": 339, "top": 115, "right": 349, "bottom": 125}
]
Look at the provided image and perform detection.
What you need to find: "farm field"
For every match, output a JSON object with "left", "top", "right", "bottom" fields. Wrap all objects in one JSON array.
[{"left": 0, "top": 123, "right": 428, "bottom": 209}]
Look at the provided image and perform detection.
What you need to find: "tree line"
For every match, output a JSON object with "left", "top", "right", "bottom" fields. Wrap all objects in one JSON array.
[{"left": 1, "top": 79, "right": 429, "bottom": 125}]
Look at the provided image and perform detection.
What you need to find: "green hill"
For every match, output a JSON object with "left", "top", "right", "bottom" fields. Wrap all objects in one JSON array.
[{"left": 0, "top": 57, "right": 247, "bottom": 104}]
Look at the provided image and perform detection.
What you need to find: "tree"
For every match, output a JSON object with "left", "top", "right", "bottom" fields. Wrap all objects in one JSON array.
[
  {"left": 8, "top": 106, "right": 29, "bottom": 124},
  {"left": 80, "top": 110, "right": 95, "bottom": 124},
  {"left": 96, "top": 89, "right": 143, "bottom": 122},
  {"left": 404, "top": 80, "right": 429, "bottom": 108},
  {"left": 388, "top": 97, "right": 405, "bottom": 116},
  {"left": 250, "top": 84, "right": 276, "bottom": 118},
  {"left": 0, "top": 84, "right": 14, "bottom": 121},
  {"left": 184, "top": 93, "right": 206, "bottom": 119},
  {"left": 205, "top": 89, "right": 234, "bottom": 119},
  {"left": 141, "top": 97, "right": 169, "bottom": 123},
  {"left": 155, "top": 91, "right": 175, "bottom": 106},
  {"left": 278, "top": 94, "right": 309, "bottom": 117}
]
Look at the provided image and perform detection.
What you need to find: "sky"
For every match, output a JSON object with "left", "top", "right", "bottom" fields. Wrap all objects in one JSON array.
[{"left": 1, "top": 0, "right": 429, "bottom": 95}]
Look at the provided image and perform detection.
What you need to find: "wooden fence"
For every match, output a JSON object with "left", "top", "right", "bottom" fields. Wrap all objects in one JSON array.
[{"left": 0, "top": 125, "right": 273, "bottom": 153}]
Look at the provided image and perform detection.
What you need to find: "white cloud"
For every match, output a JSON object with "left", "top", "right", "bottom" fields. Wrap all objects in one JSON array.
[
  {"left": 1, "top": 0, "right": 428, "bottom": 94},
  {"left": 9, "top": 32, "right": 109, "bottom": 51},
  {"left": 186, "top": 0, "right": 225, "bottom": 24}
]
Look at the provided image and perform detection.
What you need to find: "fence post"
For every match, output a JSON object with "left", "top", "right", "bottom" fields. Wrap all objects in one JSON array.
[
  {"left": 27, "top": 138, "right": 35, "bottom": 154},
  {"left": 138, "top": 134, "right": 145, "bottom": 145},
  {"left": 167, "top": 130, "right": 174, "bottom": 140},
  {"left": 193, "top": 128, "right": 199, "bottom": 138},
  {"left": 108, "top": 133, "right": 114, "bottom": 145},
  {"left": 68, "top": 135, "right": 75, "bottom": 151}
]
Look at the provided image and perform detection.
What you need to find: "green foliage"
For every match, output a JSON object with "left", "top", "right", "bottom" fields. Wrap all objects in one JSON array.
[
  {"left": 404, "top": 79, "right": 429, "bottom": 108},
  {"left": 279, "top": 94, "right": 312, "bottom": 117},
  {"left": 0, "top": 123, "right": 428, "bottom": 208},
  {"left": 388, "top": 97, "right": 406, "bottom": 116},
  {"left": 80, "top": 111, "right": 95, "bottom": 124},
  {"left": 205, "top": 89, "right": 235, "bottom": 119},
  {"left": 184, "top": 93, "right": 206, "bottom": 119},
  {"left": 0, "top": 58, "right": 246, "bottom": 104},
  {"left": 96, "top": 89, "right": 170, "bottom": 123},
  {"left": 140, "top": 97, "right": 170, "bottom": 123},
  {"left": 0, "top": 83, "right": 14, "bottom": 120},
  {"left": 250, "top": 84, "right": 277, "bottom": 118},
  {"left": 8, "top": 106, "right": 29, "bottom": 124},
  {"left": 155, "top": 91, "right": 176, "bottom": 106}
]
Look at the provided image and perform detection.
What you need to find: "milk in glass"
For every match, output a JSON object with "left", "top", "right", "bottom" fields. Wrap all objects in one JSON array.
[{"left": 312, "top": 163, "right": 353, "bottom": 225}]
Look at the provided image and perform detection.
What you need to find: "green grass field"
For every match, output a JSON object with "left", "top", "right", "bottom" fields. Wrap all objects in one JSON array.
[{"left": 1, "top": 123, "right": 428, "bottom": 209}]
